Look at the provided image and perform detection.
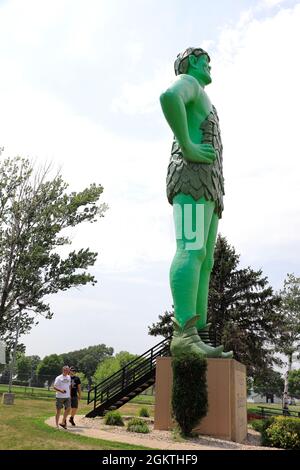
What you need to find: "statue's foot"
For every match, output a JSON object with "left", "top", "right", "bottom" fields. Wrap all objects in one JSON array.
[
  {"left": 171, "top": 316, "right": 233, "bottom": 358},
  {"left": 197, "top": 322, "right": 233, "bottom": 358},
  {"left": 220, "top": 350, "right": 233, "bottom": 358},
  {"left": 171, "top": 316, "right": 225, "bottom": 358}
]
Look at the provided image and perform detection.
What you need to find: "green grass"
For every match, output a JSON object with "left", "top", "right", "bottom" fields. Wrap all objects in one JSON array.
[
  {"left": 131, "top": 394, "right": 155, "bottom": 405},
  {"left": 247, "top": 403, "right": 300, "bottom": 414},
  {"left": 0, "top": 396, "right": 152, "bottom": 450}
]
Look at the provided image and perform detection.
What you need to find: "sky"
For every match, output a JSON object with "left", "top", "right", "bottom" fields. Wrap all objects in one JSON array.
[{"left": 0, "top": 0, "right": 300, "bottom": 361}]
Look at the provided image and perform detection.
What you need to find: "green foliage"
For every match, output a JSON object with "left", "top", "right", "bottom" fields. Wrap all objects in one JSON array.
[
  {"left": 276, "top": 274, "right": 300, "bottom": 371},
  {"left": 252, "top": 416, "right": 300, "bottom": 449},
  {"left": 36, "top": 354, "right": 63, "bottom": 384},
  {"left": 251, "top": 417, "right": 275, "bottom": 446},
  {"left": 93, "top": 357, "right": 120, "bottom": 384},
  {"left": 61, "top": 344, "right": 113, "bottom": 387},
  {"left": 266, "top": 417, "right": 300, "bottom": 449},
  {"left": 209, "top": 236, "right": 283, "bottom": 376},
  {"left": 138, "top": 407, "right": 150, "bottom": 417},
  {"left": 76, "top": 372, "right": 88, "bottom": 389},
  {"left": 253, "top": 368, "right": 284, "bottom": 398},
  {"left": 16, "top": 353, "right": 32, "bottom": 379},
  {"left": 288, "top": 370, "right": 300, "bottom": 398},
  {"left": 148, "top": 310, "right": 173, "bottom": 338},
  {"left": 104, "top": 411, "right": 124, "bottom": 426},
  {"left": 93, "top": 351, "right": 137, "bottom": 384},
  {"left": 127, "top": 418, "right": 150, "bottom": 434},
  {"left": 116, "top": 351, "right": 138, "bottom": 368},
  {"left": 172, "top": 351, "right": 208, "bottom": 436},
  {"left": 0, "top": 156, "right": 107, "bottom": 346}
]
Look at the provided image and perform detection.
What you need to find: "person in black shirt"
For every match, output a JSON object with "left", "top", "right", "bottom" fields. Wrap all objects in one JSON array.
[{"left": 69, "top": 366, "right": 81, "bottom": 426}]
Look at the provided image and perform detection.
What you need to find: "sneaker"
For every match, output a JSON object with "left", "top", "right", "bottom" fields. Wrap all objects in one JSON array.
[
  {"left": 59, "top": 422, "right": 67, "bottom": 430},
  {"left": 69, "top": 416, "right": 75, "bottom": 426}
]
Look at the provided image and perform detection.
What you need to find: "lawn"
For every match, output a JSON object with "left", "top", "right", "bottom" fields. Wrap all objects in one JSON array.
[
  {"left": 247, "top": 403, "right": 300, "bottom": 414},
  {"left": 0, "top": 394, "right": 152, "bottom": 450}
]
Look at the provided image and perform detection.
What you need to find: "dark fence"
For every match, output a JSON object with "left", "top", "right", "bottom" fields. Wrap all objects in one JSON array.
[{"left": 258, "top": 406, "right": 300, "bottom": 419}]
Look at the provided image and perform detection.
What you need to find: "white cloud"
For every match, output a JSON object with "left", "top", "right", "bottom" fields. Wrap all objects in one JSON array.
[
  {"left": 262, "top": 0, "right": 287, "bottom": 7},
  {"left": 210, "top": 3, "right": 300, "bottom": 265},
  {"left": 111, "top": 64, "right": 173, "bottom": 115}
]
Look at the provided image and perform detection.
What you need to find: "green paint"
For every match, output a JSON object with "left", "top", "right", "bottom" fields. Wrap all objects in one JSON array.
[{"left": 160, "top": 47, "right": 232, "bottom": 358}]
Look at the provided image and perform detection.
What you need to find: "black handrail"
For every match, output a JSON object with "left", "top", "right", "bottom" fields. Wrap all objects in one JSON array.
[{"left": 87, "top": 337, "right": 170, "bottom": 407}]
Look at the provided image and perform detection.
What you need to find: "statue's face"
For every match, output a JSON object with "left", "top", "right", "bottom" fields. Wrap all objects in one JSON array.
[{"left": 196, "top": 54, "right": 212, "bottom": 85}]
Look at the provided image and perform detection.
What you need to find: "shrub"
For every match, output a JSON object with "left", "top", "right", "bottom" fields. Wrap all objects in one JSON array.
[
  {"left": 104, "top": 410, "right": 124, "bottom": 426},
  {"left": 127, "top": 417, "right": 150, "bottom": 434},
  {"left": 251, "top": 417, "right": 275, "bottom": 445},
  {"left": 266, "top": 417, "right": 300, "bottom": 450},
  {"left": 171, "top": 351, "right": 208, "bottom": 437},
  {"left": 138, "top": 407, "right": 150, "bottom": 417}
]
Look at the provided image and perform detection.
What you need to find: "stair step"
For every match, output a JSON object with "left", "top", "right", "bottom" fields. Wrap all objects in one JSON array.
[
  {"left": 109, "top": 406, "right": 117, "bottom": 410},
  {"left": 128, "top": 392, "right": 136, "bottom": 397}
]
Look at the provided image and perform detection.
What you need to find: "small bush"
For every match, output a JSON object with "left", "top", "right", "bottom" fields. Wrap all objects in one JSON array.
[
  {"left": 138, "top": 407, "right": 150, "bottom": 417},
  {"left": 104, "top": 410, "right": 124, "bottom": 426},
  {"left": 266, "top": 417, "right": 300, "bottom": 450},
  {"left": 251, "top": 417, "right": 275, "bottom": 445},
  {"left": 127, "top": 417, "right": 150, "bottom": 434},
  {"left": 172, "top": 351, "right": 208, "bottom": 436}
]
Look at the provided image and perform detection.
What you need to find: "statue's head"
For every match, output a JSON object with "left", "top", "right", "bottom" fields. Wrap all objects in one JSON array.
[{"left": 174, "top": 47, "right": 211, "bottom": 85}]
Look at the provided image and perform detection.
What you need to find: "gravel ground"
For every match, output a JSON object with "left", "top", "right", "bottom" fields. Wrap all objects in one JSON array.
[{"left": 56, "top": 415, "right": 274, "bottom": 451}]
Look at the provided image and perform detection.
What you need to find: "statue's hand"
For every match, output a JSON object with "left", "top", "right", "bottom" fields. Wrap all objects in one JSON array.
[{"left": 182, "top": 142, "right": 216, "bottom": 164}]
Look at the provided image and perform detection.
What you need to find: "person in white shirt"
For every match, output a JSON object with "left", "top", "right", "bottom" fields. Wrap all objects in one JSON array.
[{"left": 53, "top": 365, "right": 71, "bottom": 429}]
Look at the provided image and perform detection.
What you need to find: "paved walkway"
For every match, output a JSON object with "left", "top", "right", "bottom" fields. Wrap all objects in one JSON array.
[{"left": 45, "top": 416, "right": 265, "bottom": 451}]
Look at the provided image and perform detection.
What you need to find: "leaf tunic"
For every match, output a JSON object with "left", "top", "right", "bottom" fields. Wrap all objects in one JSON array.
[{"left": 166, "top": 105, "right": 224, "bottom": 218}]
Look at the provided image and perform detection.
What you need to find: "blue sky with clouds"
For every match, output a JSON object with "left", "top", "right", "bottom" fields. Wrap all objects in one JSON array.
[{"left": 1, "top": 0, "right": 300, "bottom": 360}]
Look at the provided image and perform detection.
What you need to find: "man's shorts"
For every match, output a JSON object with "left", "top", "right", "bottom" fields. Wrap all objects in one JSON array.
[
  {"left": 71, "top": 397, "right": 78, "bottom": 409},
  {"left": 56, "top": 397, "right": 71, "bottom": 410}
]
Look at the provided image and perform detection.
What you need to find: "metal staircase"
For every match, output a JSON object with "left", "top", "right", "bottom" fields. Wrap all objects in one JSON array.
[{"left": 86, "top": 337, "right": 170, "bottom": 417}]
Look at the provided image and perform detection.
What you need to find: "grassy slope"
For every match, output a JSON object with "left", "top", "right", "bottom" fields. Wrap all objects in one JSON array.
[{"left": 0, "top": 397, "right": 153, "bottom": 450}]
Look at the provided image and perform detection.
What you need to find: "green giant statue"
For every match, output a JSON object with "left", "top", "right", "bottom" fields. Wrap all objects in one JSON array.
[{"left": 160, "top": 47, "right": 232, "bottom": 358}]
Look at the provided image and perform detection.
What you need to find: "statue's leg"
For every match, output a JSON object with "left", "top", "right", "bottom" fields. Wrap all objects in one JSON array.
[
  {"left": 170, "top": 195, "right": 232, "bottom": 358},
  {"left": 170, "top": 193, "right": 215, "bottom": 328},
  {"left": 196, "top": 212, "right": 219, "bottom": 331}
]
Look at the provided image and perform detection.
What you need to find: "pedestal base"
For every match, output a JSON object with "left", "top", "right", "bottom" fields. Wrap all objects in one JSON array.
[
  {"left": 154, "top": 357, "right": 247, "bottom": 443},
  {"left": 2, "top": 392, "right": 15, "bottom": 405}
]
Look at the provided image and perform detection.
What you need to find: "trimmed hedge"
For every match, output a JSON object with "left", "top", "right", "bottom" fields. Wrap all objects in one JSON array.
[
  {"left": 104, "top": 410, "right": 124, "bottom": 426},
  {"left": 252, "top": 416, "right": 300, "bottom": 449},
  {"left": 127, "top": 417, "right": 150, "bottom": 434},
  {"left": 171, "top": 351, "right": 208, "bottom": 436}
]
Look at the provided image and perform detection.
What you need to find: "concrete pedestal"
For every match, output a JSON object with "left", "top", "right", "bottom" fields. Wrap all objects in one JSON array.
[
  {"left": 2, "top": 392, "right": 15, "bottom": 405},
  {"left": 154, "top": 357, "right": 247, "bottom": 443}
]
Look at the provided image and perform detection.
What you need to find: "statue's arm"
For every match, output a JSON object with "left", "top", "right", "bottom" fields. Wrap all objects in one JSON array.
[{"left": 160, "top": 75, "right": 215, "bottom": 164}]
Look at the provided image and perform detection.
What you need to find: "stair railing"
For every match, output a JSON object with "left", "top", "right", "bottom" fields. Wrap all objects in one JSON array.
[{"left": 87, "top": 336, "right": 170, "bottom": 409}]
